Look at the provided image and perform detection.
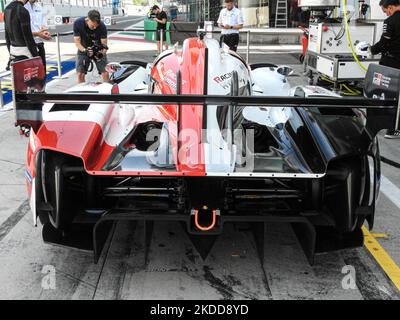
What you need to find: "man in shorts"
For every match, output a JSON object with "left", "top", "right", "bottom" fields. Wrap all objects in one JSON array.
[
  {"left": 73, "top": 10, "right": 109, "bottom": 83},
  {"left": 151, "top": 5, "right": 168, "bottom": 55}
]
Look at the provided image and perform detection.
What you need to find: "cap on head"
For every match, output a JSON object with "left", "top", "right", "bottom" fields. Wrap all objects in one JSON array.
[
  {"left": 88, "top": 10, "right": 101, "bottom": 24},
  {"left": 151, "top": 5, "right": 160, "bottom": 11}
]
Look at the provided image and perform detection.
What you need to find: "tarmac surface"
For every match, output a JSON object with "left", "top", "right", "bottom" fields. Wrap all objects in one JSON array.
[{"left": 0, "top": 22, "right": 400, "bottom": 300}]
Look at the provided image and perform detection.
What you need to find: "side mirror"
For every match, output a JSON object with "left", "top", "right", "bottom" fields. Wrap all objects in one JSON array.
[
  {"left": 105, "top": 62, "right": 122, "bottom": 73},
  {"left": 277, "top": 66, "right": 294, "bottom": 77}
]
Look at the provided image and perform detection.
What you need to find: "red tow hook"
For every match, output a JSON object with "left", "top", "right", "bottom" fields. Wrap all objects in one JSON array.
[{"left": 193, "top": 209, "right": 220, "bottom": 232}]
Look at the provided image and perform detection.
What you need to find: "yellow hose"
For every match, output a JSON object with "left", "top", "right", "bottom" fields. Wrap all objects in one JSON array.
[
  {"left": 343, "top": 0, "right": 368, "bottom": 72},
  {"left": 320, "top": 75, "right": 362, "bottom": 95},
  {"left": 342, "top": 84, "right": 362, "bottom": 95}
]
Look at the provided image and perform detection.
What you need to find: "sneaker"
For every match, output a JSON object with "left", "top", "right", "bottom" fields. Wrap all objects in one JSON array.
[{"left": 384, "top": 129, "right": 400, "bottom": 139}]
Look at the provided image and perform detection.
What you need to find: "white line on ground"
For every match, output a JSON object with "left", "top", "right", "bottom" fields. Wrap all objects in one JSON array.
[
  {"left": 45, "top": 69, "right": 77, "bottom": 88},
  {"left": 112, "top": 17, "right": 145, "bottom": 25},
  {"left": 381, "top": 175, "right": 400, "bottom": 211},
  {"left": 108, "top": 18, "right": 144, "bottom": 38}
]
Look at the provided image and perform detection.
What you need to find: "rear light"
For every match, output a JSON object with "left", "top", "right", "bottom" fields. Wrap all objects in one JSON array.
[{"left": 111, "top": 84, "right": 119, "bottom": 94}]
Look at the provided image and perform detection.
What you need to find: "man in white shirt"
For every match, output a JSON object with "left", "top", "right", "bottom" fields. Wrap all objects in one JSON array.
[
  {"left": 217, "top": 0, "right": 244, "bottom": 52},
  {"left": 25, "top": 0, "right": 51, "bottom": 72}
]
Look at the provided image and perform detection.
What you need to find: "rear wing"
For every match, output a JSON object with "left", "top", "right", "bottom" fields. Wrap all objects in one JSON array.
[{"left": 11, "top": 58, "right": 399, "bottom": 137}]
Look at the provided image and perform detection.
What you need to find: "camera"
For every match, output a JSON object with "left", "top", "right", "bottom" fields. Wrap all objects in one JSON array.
[{"left": 86, "top": 43, "right": 108, "bottom": 60}]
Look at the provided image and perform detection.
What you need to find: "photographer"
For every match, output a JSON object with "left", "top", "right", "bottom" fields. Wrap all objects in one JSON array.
[{"left": 73, "top": 10, "right": 109, "bottom": 83}]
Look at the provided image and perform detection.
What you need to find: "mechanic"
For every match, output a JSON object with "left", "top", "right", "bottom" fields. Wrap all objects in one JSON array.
[
  {"left": 370, "top": 0, "right": 400, "bottom": 138},
  {"left": 73, "top": 10, "right": 109, "bottom": 83},
  {"left": 217, "top": 0, "right": 244, "bottom": 52},
  {"left": 151, "top": 5, "right": 168, "bottom": 55},
  {"left": 25, "top": 0, "right": 52, "bottom": 73},
  {"left": 4, "top": 0, "right": 38, "bottom": 64}
]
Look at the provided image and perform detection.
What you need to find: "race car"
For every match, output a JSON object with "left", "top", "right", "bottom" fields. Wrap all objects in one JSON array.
[{"left": 12, "top": 33, "right": 399, "bottom": 263}]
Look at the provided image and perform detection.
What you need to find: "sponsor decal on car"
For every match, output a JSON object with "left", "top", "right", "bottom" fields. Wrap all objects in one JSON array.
[
  {"left": 213, "top": 71, "right": 247, "bottom": 90},
  {"left": 213, "top": 71, "right": 234, "bottom": 85},
  {"left": 373, "top": 72, "right": 391, "bottom": 88},
  {"left": 25, "top": 170, "right": 32, "bottom": 184},
  {"left": 162, "top": 69, "right": 187, "bottom": 91}
]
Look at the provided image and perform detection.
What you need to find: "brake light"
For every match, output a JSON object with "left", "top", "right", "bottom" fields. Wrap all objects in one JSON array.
[{"left": 111, "top": 84, "right": 119, "bottom": 94}]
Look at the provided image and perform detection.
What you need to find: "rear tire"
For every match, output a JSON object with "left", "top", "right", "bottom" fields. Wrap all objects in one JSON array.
[{"left": 356, "top": 155, "right": 373, "bottom": 229}]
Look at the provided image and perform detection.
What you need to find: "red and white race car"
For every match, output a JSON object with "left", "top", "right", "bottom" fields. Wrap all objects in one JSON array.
[{"left": 12, "top": 33, "right": 398, "bottom": 263}]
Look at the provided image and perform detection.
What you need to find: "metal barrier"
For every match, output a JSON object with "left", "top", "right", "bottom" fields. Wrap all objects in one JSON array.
[
  {"left": 160, "top": 29, "right": 164, "bottom": 54},
  {"left": 54, "top": 33, "right": 63, "bottom": 79},
  {"left": 47, "top": 31, "right": 74, "bottom": 79}
]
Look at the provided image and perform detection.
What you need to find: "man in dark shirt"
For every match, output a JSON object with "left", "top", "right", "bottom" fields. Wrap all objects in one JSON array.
[
  {"left": 73, "top": 10, "right": 109, "bottom": 83},
  {"left": 370, "top": 0, "right": 400, "bottom": 138},
  {"left": 4, "top": 0, "right": 38, "bottom": 63},
  {"left": 371, "top": 0, "right": 400, "bottom": 68},
  {"left": 151, "top": 5, "right": 168, "bottom": 55}
]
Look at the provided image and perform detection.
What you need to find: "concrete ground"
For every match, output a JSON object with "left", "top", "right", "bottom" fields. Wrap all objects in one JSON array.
[{"left": 0, "top": 36, "right": 399, "bottom": 300}]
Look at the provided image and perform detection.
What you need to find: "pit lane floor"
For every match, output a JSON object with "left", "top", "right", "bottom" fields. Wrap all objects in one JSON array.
[{"left": 0, "top": 47, "right": 399, "bottom": 300}]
